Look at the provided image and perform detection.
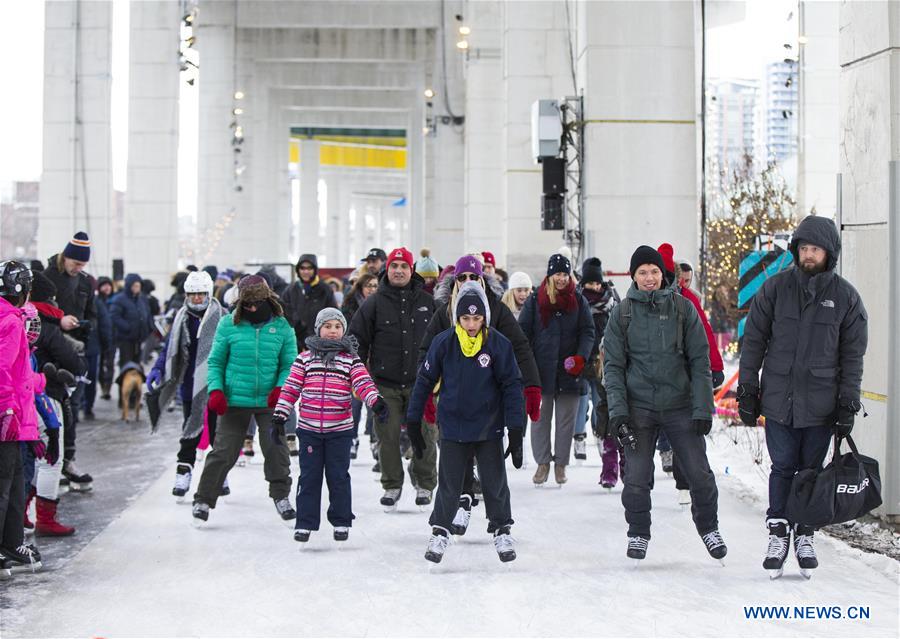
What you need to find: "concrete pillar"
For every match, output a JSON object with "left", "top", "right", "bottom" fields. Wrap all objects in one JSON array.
[
  {"left": 463, "top": 1, "right": 504, "bottom": 265},
  {"left": 502, "top": 1, "right": 575, "bottom": 279},
  {"left": 798, "top": 1, "right": 839, "bottom": 217},
  {"left": 196, "top": 7, "right": 237, "bottom": 271},
  {"left": 575, "top": 1, "right": 698, "bottom": 289},
  {"left": 124, "top": 0, "right": 180, "bottom": 289},
  {"left": 408, "top": 100, "right": 426, "bottom": 253},
  {"left": 39, "top": 0, "right": 114, "bottom": 275},
  {"left": 838, "top": 2, "right": 899, "bottom": 519},
  {"left": 299, "top": 138, "right": 321, "bottom": 251}
]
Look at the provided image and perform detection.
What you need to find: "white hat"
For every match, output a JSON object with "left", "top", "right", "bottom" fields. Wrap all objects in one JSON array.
[
  {"left": 184, "top": 271, "right": 214, "bottom": 296},
  {"left": 508, "top": 271, "right": 533, "bottom": 290}
]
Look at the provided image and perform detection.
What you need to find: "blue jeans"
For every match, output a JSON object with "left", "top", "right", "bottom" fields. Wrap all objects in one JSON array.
[
  {"left": 764, "top": 419, "right": 833, "bottom": 521},
  {"left": 295, "top": 430, "right": 354, "bottom": 530},
  {"left": 622, "top": 406, "right": 719, "bottom": 538},
  {"left": 575, "top": 379, "right": 602, "bottom": 436}
]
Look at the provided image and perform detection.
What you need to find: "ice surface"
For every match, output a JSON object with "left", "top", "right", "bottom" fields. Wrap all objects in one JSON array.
[{"left": 2, "top": 428, "right": 898, "bottom": 638}]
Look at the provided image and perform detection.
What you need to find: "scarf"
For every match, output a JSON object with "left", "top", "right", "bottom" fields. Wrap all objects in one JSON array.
[
  {"left": 32, "top": 302, "right": 64, "bottom": 321},
  {"left": 454, "top": 324, "right": 485, "bottom": 358},
  {"left": 243, "top": 301, "right": 273, "bottom": 324},
  {"left": 302, "top": 276, "right": 320, "bottom": 296},
  {"left": 304, "top": 335, "right": 359, "bottom": 369},
  {"left": 537, "top": 277, "right": 578, "bottom": 327}
]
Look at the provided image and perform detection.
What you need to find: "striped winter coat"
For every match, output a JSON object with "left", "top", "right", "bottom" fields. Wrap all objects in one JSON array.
[{"left": 276, "top": 350, "right": 380, "bottom": 435}]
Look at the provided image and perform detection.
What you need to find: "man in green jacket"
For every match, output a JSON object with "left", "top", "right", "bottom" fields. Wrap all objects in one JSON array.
[
  {"left": 192, "top": 275, "right": 298, "bottom": 524},
  {"left": 603, "top": 246, "right": 725, "bottom": 563}
]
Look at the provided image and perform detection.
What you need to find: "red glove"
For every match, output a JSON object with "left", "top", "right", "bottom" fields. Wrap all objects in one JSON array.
[
  {"left": 424, "top": 394, "right": 437, "bottom": 423},
  {"left": 208, "top": 390, "right": 228, "bottom": 416},
  {"left": 267, "top": 387, "right": 282, "bottom": 409},
  {"left": 564, "top": 355, "right": 585, "bottom": 376},
  {"left": 524, "top": 386, "right": 542, "bottom": 422}
]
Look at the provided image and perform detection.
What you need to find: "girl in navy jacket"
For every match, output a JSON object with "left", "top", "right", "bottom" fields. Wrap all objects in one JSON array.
[{"left": 407, "top": 282, "right": 525, "bottom": 564}]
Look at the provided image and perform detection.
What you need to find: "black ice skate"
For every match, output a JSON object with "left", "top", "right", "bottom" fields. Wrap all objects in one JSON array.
[
  {"left": 573, "top": 433, "right": 587, "bottom": 461},
  {"left": 627, "top": 535, "right": 649, "bottom": 563},
  {"left": 424, "top": 526, "right": 450, "bottom": 563},
  {"left": 62, "top": 460, "right": 93, "bottom": 492},
  {"left": 660, "top": 449, "right": 674, "bottom": 474},
  {"left": 763, "top": 519, "right": 790, "bottom": 579},
  {"left": 333, "top": 527, "right": 349, "bottom": 542},
  {"left": 449, "top": 495, "right": 472, "bottom": 536},
  {"left": 493, "top": 526, "right": 516, "bottom": 562},
  {"left": 701, "top": 529, "right": 727, "bottom": 565},
  {"left": 415, "top": 488, "right": 433, "bottom": 507},
  {"left": 380, "top": 488, "right": 401, "bottom": 512},
  {"left": 192, "top": 501, "right": 210, "bottom": 526},
  {"left": 0, "top": 543, "right": 43, "bottom": 573},
  {"left": 794, "top": 524, "right": 818, "bottom": 579}
]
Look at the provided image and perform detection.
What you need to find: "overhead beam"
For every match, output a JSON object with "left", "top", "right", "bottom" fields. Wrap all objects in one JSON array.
[
  {"left": 204, "top": 1, "right": 441, "bottom": 30},
  {"left": 239, "top": 28, "right": 435, "bottom": 64}
]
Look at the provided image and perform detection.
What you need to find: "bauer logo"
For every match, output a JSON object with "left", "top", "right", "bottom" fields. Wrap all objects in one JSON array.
[
  {"left": 477, "top": 353, "right": 492, "bottom": 368},
  {"left": 836, "top": 478, "right": 869, "bottom": 494}
]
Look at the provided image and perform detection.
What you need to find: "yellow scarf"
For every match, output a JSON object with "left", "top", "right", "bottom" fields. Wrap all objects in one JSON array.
[{"left": 455, "top": 324, "right": 485, "bottom": 357}]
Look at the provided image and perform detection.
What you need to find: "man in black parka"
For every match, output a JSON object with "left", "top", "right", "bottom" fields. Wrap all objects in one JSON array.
[{"left": 739, "top": 215, "right": 868, "bottom": 576}]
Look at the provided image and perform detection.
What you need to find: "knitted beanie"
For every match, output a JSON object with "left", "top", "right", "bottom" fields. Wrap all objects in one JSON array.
[
  {"left": 629, "top": 246, "right": 666, "bottom": 278},
  {"left": 314, "top": 307, "right": 347, "bottom": 335},
  {"left": 547, "top": 253, "right": 572, "bottom": 277},
  {"left": 62, "top": 232, "right": 91, "bottom": 262}
]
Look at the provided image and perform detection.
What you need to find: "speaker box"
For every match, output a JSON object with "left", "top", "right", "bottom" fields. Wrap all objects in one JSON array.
[
  {"left": 541, "top": 195, "right": 564, "bottom": 231},
  {"left": 112, "top": 259, "right": 124, "bottom": 282},
  {"left": 542, "top": 157, "right": 566, "bottom": 195}
]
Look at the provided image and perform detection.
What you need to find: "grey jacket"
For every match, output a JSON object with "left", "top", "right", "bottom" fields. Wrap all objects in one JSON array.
[
  {"left": 739, "top": 215, "right": 868, "bottom": 429},
  {"left": 603, "top": 283, "right": 713, "bottom": 420}
]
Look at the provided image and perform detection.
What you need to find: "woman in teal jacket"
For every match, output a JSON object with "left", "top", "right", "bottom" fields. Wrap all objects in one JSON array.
[{"left": 191, "top": 275, "right": 298, "bottom": 525}]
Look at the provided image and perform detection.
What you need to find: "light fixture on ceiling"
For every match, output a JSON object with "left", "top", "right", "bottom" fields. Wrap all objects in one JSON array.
[
  {"left": 456, "top": 39, "right": 469, "bottom": 50},
  {"left": 424, "top": 88, "right": 435, "bottom": 99}
]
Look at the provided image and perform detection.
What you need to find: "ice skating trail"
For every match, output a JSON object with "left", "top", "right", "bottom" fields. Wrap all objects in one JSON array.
[{"left": 4, "top": 431, "right": 898, "bottom": 638}]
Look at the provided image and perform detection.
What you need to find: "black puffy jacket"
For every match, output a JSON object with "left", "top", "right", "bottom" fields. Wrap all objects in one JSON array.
[
  {"left": 350, "top": 273, "right": 435, "bottom": 389},
  {"left": 281, "top": 255, "right": 338, "bottom": 346},
  {"left": 739, "top": 216, "right": 868, "bottom": 429}
]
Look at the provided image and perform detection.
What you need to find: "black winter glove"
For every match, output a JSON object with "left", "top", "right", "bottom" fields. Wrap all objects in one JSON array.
[
  {"left": 45, "top": 429, "right": 60, "bottom": 466},
  {"left": 372, "top": 397, "right": 390, "bottom": 422},
  {"left": 693, "top": 419, "right": 713, "bottom": 436},
  {"left": 736, "top": 384, "right": 761, "bottom": 426},
  {"left": 711, "top": 370, "right": 725, "bottom": 391},
  {"left": 834, "top": 400, "right": 862, "bottom": 437},
  {"left": 406, "top": 422, "right": 425, "bottom": 460},
  {"left": 268, "top": 418, "right": 286, "bottom": 447},
  {"left": 611, "top": 415, "right": 636, "bottom": 451},
  {"left": 504, "top": 429, "right": 524, "bottom": 469}
]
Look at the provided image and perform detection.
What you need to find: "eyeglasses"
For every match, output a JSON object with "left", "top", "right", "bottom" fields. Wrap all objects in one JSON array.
[
  {"left": 241, "top": 303, "right": 258, "bottom": 311},
  {"left": 456, "top": 274, "right": 481, "bottom": 283},
  {"left": 364, "top": 283, "right": 378, "bottom": 289}
]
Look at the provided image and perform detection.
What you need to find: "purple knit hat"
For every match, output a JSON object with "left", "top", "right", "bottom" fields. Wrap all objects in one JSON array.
[{"left": 454, "top": 255, "right": 483, "bottom": 278}]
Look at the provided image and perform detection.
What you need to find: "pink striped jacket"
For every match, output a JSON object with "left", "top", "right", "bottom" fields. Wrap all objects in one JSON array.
[{"left": 275, "top": 350, "right": 380, "bottom": 434}]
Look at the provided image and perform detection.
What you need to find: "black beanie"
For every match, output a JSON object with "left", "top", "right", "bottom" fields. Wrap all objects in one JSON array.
[
  {"left": 30, "top": 271, "right": 58, "bottom": 303},
  {"left": 547, "top": 253, "right": 572, "bottom": 277},
  {"left": 580, "top": 258, "right": 604, "bottom": 284},
  {"left": 629, "top": 246, "right": 666, "bottom": 278},
  {"left": 455, "top": 287, "right": 487, "bottom": 321}
]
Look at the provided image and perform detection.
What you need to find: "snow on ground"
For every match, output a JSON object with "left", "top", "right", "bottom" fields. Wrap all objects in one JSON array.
[{"left": 2, "top": 421, "right": 898, "bottom": 638}]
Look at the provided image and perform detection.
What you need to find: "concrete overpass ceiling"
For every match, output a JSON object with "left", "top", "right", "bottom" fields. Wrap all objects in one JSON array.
[
  {"left": 240, "top": 27, "right": 435, "bottom": 64},
  {"left": 255, "top": 61, "right": 419, "bottom": 89},
  {"left": 270, "top": 87, "right": 417, "bottom": 109},
  {"left": 203, "top": 0, "right": 442, "bottom": 30}
]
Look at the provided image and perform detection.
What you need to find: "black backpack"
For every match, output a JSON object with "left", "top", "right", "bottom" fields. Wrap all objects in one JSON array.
[{"left": 617, "top": 292, "right": 689, "bottom": 357}]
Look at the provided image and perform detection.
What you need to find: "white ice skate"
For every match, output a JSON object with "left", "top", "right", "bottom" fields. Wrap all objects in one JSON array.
[
  {"left": 172, "top": 464, "right": 192, "bottom": 502},
  {"left": 380, "top": 488, "right": 402, "bottom": 512},
  {"left": 449, "top": 495, "right": 472, "bottom": 536},
  {"left": 424, "top": 526, "right": 451, "bottom": 564},
  {"left": 493, "top": 527, "right": 516, "bottom": 563}
]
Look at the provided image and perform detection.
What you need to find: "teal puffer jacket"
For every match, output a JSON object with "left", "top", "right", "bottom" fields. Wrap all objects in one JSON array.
[
  {"left": 207, "top": 314, "right": 298, "bottom": 408},
  {"left": 603, "top": 284, "right": 713, "bottom": 420}
]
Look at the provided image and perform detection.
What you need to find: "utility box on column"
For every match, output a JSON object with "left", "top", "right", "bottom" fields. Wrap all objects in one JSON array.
[{"left": 531, "top": 100, "right": 561, "bottom": 162}]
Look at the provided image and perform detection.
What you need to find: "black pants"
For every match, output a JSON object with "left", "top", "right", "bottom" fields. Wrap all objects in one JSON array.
[
  {"left": 296, "top": 431, "right": 354, "bottom": 530},
  {"left": 83, "top": 353, "right": 99, "bottom": 412},
  {"left": 176, "top": 400, "right": 218, "bottom": 467},
  {"left": 99, "top": 348, "right": 115, "bottom": 389},
  {"left": 429, "top": 439, "right": 513, "bottom": 534},
  {"left": 117, "top": 340, "right": 142, "bottom": 368},
  {"left": 0, "top": 442, "right": 25, "bottom": 551},
  {"left": 622, "top": 407, "right": 719, "bottom": 538}
]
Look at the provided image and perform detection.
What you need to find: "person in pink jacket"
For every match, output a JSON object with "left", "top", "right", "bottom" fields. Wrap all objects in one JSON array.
[{"left": 0, "top": 260, "right": 45, "bottom": 575}]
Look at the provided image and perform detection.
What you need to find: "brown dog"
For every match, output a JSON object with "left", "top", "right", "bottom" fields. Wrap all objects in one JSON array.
[{"left": 116, "top": 364, "right": 146, "bottom": 423}]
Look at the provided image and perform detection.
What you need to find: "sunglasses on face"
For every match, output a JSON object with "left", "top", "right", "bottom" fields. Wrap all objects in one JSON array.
[
  {"left": 242, "top": 303, "right": 258, "bottom": 311},
  {"left": 456, "top": 273, "right": 481, "bottom": 283}
]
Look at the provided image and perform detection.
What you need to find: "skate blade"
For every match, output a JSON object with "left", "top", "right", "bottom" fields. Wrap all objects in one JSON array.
[
  {"left": 236, "top": 458, "right": 247, "bottom": 467},
  {"left": 68, "top": 483, "right": 93, "bottom": 492},
  {"left": 191, "top": 517, "right": 208, "bottom": 529},
  {"left": 718, "top": 558, "right": 726, "bottom": 567},
  {"left": 0, "top": 568, "right": 11, "bottom": 579},
  {"left": 632, "top": 559, "right": 642, "bottom": 568},
  {"left": 383, "top": 505, "right": 398, "bottom": 513},
  {"left": 174, "top": 495, "right": 186, "bottom": 504},
  {"left": 799, "top": 569, "right": 812, "bottom": 580},
  {"left": 768, "top": 568, "right": 784, "bottom": 580},
  {"left": 10, "top": 561, "right": 43, "bottom": 574}
]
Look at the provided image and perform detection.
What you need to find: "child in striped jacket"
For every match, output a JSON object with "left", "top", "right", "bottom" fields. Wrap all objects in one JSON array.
[{"left": 272, "top": 307, "right": 388, "bottom": 544}]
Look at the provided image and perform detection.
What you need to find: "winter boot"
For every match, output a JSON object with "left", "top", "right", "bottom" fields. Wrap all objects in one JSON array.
[
  {"left": 554, "top": 463, "right": 568, "bottom": 485},
  {"left": 285, "top": 435, "right": 299, "bottom": 457},
  {"left": 35, "top": 497, "right": 76, "bottom": 537},
  {"left": 763, "top": 519, "right": 791, "bottom": 578},
  {"left": 449, "top": 495, "right": 473, "bottom": 536},
  {"left": 532, "top": 463, "right": 550, "bottom": 486},
  {"left": 424, "top": 526, "right": 451, "bottom": 563},
  {"left": 627, "top": 535, "right": 650, "bottom": 561},
  {"left": 0, "top": 543, "right": 42, "bottom": 573},
  {"left": 273, "top": 497, "right": 296, "bottom": 520},
  {"left": 62, "top": 459, "right": 93, "bottom": 492},
  {"left": 172, "top": 463, "right": 192, "bottom": 498},
  {"left": 793, "top": 524, "right": 818, "bottom": 575},
  {"left": 493, "top": 526, "right": 517, "bottom": 562},
  {"left": 660, "top": 449, "right": 674, "bottom": 474},
  {"left": 573, "top": 433, "right": 587, "bottom": 461},
  {"left": 333, "top": 526, "right": 350, "bottom": 542},
  {"left": 23, "top": 486, "right": 35, "bottom": 535},
  {"left": 350, "top": 438, "right": 359, "bottom": 460},
  {"left": 701, "top": 529, "right": 728, "bottom": 563}
]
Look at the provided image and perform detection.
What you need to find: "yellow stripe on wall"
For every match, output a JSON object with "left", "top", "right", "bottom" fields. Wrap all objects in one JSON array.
[{"left": 289, "top": 140, "right": 407, "bottom": 169}]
